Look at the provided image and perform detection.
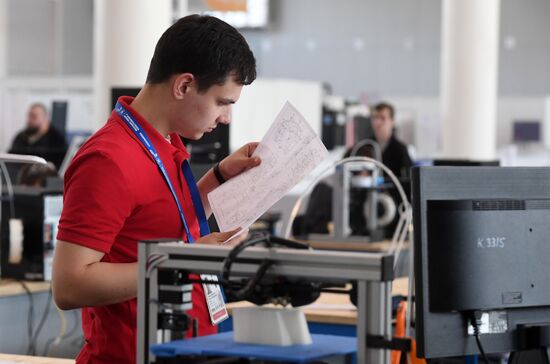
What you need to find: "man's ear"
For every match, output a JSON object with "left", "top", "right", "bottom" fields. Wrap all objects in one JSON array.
[{"left": 172, "top": 73, "right": 195, "bottom": 100}]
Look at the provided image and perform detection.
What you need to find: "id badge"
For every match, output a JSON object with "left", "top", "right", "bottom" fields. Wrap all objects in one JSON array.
[{"left": 200, "top": 274, "right": 228, "bottom": 325}]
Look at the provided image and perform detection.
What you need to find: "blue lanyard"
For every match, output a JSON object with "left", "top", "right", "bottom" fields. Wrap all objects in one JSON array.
[{"left": 115, "top": 102, "right": 210, "bottom": 242}]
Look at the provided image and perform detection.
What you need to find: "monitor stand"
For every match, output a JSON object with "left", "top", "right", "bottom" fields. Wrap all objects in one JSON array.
[{"left": 509, "top": 348, "right": 550, "bottom": 364}]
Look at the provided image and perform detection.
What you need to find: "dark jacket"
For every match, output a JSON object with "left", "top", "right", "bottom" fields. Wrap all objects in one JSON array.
[
  {"left": 9, "top": 127, "right": 68, "bottom": 169},
  {"left": 381, "top": 135, "right": 413, "bottom": 181}
]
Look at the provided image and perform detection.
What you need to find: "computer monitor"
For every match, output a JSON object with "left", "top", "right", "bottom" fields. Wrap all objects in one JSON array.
[
  {"left": 111, "top": 87, "right": 141, "bottom": 109},
  {"left": 321, "top": 107, "right": 345, "bottom": 150},
  {"left": 51, "top": 101, "right": 68, "bottom": 142},
  {"left": 181, "top": 123, "right": 229, "bottom": 164},
  {"left": 412, "top": 166, "right": 550, "bottom": 363},
  {"left": 513, "top": 121, "right": 541, "bottom": 143},
  {"left": 431, "top": 159, "right": 500, "bottom": 167},
  {"left": 353, "top": 115, "right": 374, "bottom": 144}
]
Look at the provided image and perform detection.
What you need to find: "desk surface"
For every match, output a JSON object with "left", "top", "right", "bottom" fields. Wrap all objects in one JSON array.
[
  {"left": 228, "top": 276, "right": 409, "bottom": 325},
  {"left": 0, "top": 354, "right": 73, "bottom": 364},
  {"left": 0, "top": 280, "right": 51, "bottom": 298}
]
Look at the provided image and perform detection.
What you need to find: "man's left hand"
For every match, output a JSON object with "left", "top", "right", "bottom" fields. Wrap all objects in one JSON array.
[{"left": 218, "top": 142, "right": 261, "bottom": 181}]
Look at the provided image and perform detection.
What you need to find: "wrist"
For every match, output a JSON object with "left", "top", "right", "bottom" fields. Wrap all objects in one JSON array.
[{"left": 213, "top": 162, "right": 227, "bottom": 184}]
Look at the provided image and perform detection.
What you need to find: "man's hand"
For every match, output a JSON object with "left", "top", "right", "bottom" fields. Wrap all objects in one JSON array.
[
  {"left": 196, "top": 228, "right": 249, "bottom": 246},
  {"left": 218, "top": 142, "right": 261, "bottom": 181}
]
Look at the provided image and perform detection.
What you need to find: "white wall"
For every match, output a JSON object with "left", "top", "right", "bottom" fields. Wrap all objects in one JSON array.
[
  {"left": 0, "top": 0, "right": 7, "bottom": 78},
  {"left": 7, "top": 0, "right": 93, "bottom": 76},
  {"left": 231, "top": 78, "right": 323, "bottom": 151}
]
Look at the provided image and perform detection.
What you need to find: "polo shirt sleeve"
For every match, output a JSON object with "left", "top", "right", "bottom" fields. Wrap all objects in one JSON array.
[{"left": 57, "top": 151, "right": 134, "bottom": 253}]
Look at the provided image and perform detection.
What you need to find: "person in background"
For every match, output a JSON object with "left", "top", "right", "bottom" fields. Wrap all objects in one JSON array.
[
  {"left": 368, "top": 102, "right": 413, "bottom": 236},
  {"left": 370, "top": 101, "right": 412, "bottom": 180},
  {"left": 294, "top": 145, "right": 376, "bottom": 236},
  {"left": 52, "top": 15, "right": 258, "bottom": 364},
  {"left": 8, "top": 103, "right": 67, "bottom": 170},
  {"left": 294, "top": 102, "right": 413, "bottom": 238}
]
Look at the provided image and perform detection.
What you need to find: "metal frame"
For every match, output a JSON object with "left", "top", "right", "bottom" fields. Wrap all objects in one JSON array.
[
  {"left": 138, "top": 240, "right": 395, "bottom": 364},
  {"left": 306, "top": 160, "right": 383, "bottom": 244},
  {"left": 333, "top": 161, "right": 380, "bottom": 240}
]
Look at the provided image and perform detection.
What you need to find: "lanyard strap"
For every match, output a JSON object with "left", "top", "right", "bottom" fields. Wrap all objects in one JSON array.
[
  {"left": 115, "top": 102, "right": 210, "bottom": 242},
  {"left": 182, "top": 160, "right": 210, "bottom": 237}
]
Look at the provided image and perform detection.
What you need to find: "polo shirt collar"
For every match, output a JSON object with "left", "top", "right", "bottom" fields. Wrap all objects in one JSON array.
[{"left": 115, "top": 96, "right": 190, "bottom": 160}]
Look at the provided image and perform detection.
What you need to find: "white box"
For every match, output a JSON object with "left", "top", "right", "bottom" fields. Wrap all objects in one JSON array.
[{"left": 232, "top": 306, "right": 312, "bottom": 346}]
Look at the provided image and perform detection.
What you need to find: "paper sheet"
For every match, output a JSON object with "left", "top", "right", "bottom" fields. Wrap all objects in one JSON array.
[{"left": 208, "top": 101, "right": 328, "bottom": 236}]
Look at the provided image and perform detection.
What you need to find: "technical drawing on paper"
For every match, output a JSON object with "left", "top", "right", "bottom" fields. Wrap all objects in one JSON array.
[{"left": 208, "top": 101, "right": 328, "bottom": 235}]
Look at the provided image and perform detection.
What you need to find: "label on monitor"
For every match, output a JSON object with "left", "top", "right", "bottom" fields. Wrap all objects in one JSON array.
[{"left": 467, "top": 311, "right": 508, "bottom": 335}]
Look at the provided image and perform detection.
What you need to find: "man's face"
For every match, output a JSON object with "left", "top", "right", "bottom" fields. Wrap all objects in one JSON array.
[
  {"left": 176, "top": 76, "right": 243, "bottom": 140},
  {"left": 26, "top": 106, "right": 48, "bottom": 133},
  {"left": 371, "top": 108, "right": 394, "bottom": 143}
]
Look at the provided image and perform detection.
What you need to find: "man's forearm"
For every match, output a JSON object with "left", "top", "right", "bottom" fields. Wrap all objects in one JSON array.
[{"left": 54, "top": 260, "right": 137, "bottom": 310}]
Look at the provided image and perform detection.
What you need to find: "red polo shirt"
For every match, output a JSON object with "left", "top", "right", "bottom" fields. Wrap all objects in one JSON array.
[{"left": 57, "top": 96, "right": 216, "bottom": 364}]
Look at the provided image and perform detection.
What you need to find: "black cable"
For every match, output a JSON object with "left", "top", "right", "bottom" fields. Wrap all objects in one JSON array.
[
  {"left": 469, "top": 311, "right": 491, "bottom": 364},
  {"left": 18, "top": 281, "right": 54, "bottom": 356},
  {"left": 221, "top": 234, "right": 309, "bottom": 302},
  {"left": 31, "top": 287, "right": 52, "bottom": 355},
  {"left": 18, "top": 281, "right": 35, "bottom": 355}
]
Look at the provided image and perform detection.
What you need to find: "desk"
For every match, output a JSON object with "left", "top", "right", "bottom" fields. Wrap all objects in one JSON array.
[
  {"left": 0, "top": 280, "right": 50, "bottom": 297},
  {"left": 0, "top": 354, "right": 73, "bottom": 363}
]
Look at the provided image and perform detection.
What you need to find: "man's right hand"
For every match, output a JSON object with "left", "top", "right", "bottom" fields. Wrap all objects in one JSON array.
[{"left": 196, "top": 228, "right": 248, "bottom": 247}]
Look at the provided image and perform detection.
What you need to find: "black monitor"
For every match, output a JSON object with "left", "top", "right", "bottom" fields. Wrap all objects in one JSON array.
[
  {"left": 513, "top": 121, "right": 541, "bottom": 143},
  {"left": 413, "top": 166, "right": 550, "bottom": 363},
  {"left": 432, "top": 159, "right": 500, "bottom": 167},
  {"left": 353, "top": 115, "right": 374, "bottom": 144},
  {"left": 181, "top": 123, "right": 229, "bottom": 164},
  {"left": 111, "top": 87, "right": 141, "bottom": 109},
  {"left": 321, "top": 107, "right": 345, "bottom": 150},
  {"left": 51, "top": 101, "right": 68, "bottom": 142}
]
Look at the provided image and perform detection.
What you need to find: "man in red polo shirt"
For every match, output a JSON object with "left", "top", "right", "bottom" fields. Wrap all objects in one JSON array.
[{"left": 52, "top": 15, "right": 258, "bottom": 364}]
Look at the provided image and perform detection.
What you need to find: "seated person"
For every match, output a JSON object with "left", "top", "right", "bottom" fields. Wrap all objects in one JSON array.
[
  {"left": 293, "top": 102, "right": 413, "bottom": 238},
  {"left": 8, "top": 103, "right": 68, "bottom": 170},
  {"left": 293, "top": 145, "right": 377, "bottom": 236},
  {"left": 370, "top": 101, "right": 412, "bottom": 182}
]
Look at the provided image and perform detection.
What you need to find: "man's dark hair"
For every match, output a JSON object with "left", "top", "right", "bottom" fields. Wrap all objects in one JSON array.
[
  {"left": 373, "top": 102, "right": 395, "bottom": 120},
  {"left": 146, "top": 14, "right": 256, "bottom": 92}
]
